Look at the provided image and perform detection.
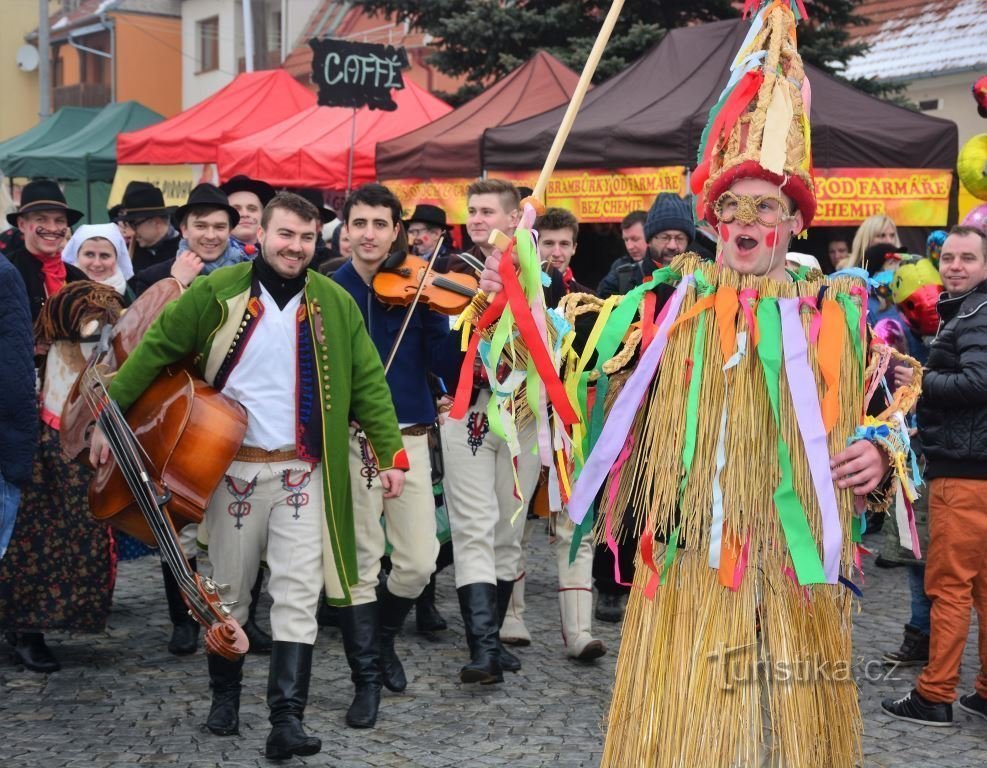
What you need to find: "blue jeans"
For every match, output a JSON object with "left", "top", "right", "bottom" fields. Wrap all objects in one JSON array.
[
  {"left": 0, "top": 469, "right": 22, "bottom": 560},
  {"left": 907, "top": 563, "right": 931, "bottom": 635}
]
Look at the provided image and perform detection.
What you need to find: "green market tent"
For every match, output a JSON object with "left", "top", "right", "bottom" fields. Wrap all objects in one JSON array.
[
  {"left": 5, "top": 101, "right": 162, "bottom": 181},
  {"left": 5, "top": 101, "right": 163, "bottom": 223},
  {"left": 0, "top": 107, "right": 100, "bottom": 176}
]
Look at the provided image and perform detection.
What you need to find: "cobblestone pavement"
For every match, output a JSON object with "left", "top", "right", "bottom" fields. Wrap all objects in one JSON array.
[{"left": 2, "top": 525, "right": 986, "bottom": 767}]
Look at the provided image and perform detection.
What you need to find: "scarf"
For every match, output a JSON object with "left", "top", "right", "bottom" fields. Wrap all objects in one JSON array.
[
  {"left": 561, "top": 266, "right": 575, "bottom": 291},
  {"left": 177, "top": 238, "right": 249, "bottom": 276},
  {"left": 254, "top": 254, "right": 306, "bottom": 310},
  {"left": 100, "top": 267, "right": 129, "bottom": 296},
  {"left": 31, "top": 251, "right": 67, "bottom": 297}
]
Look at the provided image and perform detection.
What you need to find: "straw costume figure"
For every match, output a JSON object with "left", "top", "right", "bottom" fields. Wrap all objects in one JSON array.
[{"left": 460, "top": 2, "right": 924, "bottom": 766}]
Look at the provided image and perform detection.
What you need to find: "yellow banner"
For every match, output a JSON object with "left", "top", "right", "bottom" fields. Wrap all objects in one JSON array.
[
  {"left": 813, "top": 168, "right": 952, "bottom": 227},
  {"left": 386, "top": 167, "right": 687, "bottom": 224},
  {"left": 109, "top": 164, "right": 219, "bottom": 207}
]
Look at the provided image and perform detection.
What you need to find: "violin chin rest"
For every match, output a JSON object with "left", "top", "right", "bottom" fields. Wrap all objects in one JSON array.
[{"left": 205, "top": 621, "right": 250, "bottom": 660}]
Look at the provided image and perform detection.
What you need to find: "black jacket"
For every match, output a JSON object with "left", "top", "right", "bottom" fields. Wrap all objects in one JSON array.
[
  {"left": 0, "top": 255, "right": 39, "bottom": 487},
  {"left": 6, "top": 243, "right": 87, "bottom": 322},
  {"left": 917, "top": 281, "right": 987, "bottom": 479}
]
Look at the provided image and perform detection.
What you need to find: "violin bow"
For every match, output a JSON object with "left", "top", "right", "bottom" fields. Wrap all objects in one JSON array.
[{"left": 382, "top": 235, "right": 446, "bottom": 375}]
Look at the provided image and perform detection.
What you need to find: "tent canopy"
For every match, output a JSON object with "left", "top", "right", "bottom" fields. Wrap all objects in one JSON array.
[
  {"left": 217, "top": 79, "right": 451, "bottom": 188},
  {"left": 117, "top": 70, "right": 316, "bottom": 165},
  {"left": 0, "top": 107, "right": 100, "bottom": 176},
  {"left": 482, "top": 19, "right": 957, "bottom": 172},
  {"left": 376, "top": 51, "right": 580, "bottom": 179},
  {"left": 5, "top": 101, "right": 163, "bottom": 181}
]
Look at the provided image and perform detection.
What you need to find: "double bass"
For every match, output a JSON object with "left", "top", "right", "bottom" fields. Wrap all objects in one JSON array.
[{"left": 71, "top": 280, "right": 249, "bottom": 659}]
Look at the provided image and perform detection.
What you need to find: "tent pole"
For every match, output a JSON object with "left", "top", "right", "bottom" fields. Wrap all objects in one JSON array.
[{"left": 345, "top": 108, "right": 357, "bottom": 195}]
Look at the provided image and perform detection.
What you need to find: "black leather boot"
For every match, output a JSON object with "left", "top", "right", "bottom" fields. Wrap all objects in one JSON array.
[
  {"left": 415, "top": 573, "right": 448, "bottom": 633},
  {"left": 338, "top": 602, "right": 382, "bottom": 728},
  {"left": 265, "top": 642, "right": 322, "bottom": 760},
  {"left": 457, "top": 583, "right": 503, "bottom": 685},
  {"left": 6, "top": 631, "right": 60, "bottom": 673},
  {"left": 243, "top": 568, "right": 273, "bottom": 654},
  {"left": 162, "top": 559, "right": 199, "bottom": 655},
  {"left": 882, "top": 624, "right": 931, "bottom": 666},
  {"left": 204, "top": 653, "right": 244, "bottom": 736},
  {"left": 378, "top": 584, "right": 415, "bottom": 693},
  {"left": 495, "top": 580, "right": 521, "bottom": 673}
]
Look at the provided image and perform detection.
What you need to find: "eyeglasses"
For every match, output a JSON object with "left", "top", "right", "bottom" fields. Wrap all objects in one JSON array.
[
  {"left": 652, "top": 233, "right": 689, "bottom": 246},
  {"left": 407, "top": 225, "right": 436, "bottom": 237},
  {"left": 714, "top": 192, "right": 793, "bottom": 227}
]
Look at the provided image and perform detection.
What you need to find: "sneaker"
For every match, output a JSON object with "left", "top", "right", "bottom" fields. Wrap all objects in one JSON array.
[
  {"left": 882, "top": 624, "right": 929, "bottom": 666},
  {"left": 958, "top": 692, "right": 987, "bottom": 721},
  {"left": 595, "top": 593, "right": 625, "bottom": 623},
  {"left": 881, "top": 689, "right": 953, "bottom": 727}
]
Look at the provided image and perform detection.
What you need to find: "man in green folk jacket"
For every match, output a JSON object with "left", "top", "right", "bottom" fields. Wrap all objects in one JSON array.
[{"left": 92, "top": 192, "right": 407, "bottom": 760}]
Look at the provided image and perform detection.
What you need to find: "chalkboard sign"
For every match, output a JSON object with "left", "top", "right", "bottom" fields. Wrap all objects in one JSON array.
[{"left": 309, "top": 38, "right": 409, "bottom": 111}]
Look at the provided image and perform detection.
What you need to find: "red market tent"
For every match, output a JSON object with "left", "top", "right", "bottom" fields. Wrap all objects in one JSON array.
[
  {"left": 216, "top": 79, "right": 451, "bottom": 187},
  {"left": 117, "top": 70, "right": 316, "bottom": 164},
  {"left": 375, "top": 51, "right": 580, "bottom": 179}
]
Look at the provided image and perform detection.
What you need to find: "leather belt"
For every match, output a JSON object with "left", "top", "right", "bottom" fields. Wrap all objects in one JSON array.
[
  {"left": 400, "top": 424, "right": 430, "bottom": 437},
  {"left": 234, "top": 445, "right": 297, "bottom": 463}
]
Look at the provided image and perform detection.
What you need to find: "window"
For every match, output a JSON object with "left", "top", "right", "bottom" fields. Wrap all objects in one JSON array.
[
  {"left": 269, "top": 10, "right": 282, "bottom": 56},
  {"left": 196, "top": 16, "right": 219, "bottom": 73},
  {"left": 918, "top": 98, "right": 942, "bottom": 112}
]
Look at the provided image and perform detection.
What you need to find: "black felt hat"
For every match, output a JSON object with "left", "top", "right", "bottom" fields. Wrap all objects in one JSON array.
[
  {"left": 118, "top": 181, "right": 175, "bottom": 221},
  {"left": 7, "top": 179, "right": 83, "bottom": 226},
  {"left": 221, "top": 175, "right": 277, "bottom": 208},
  {"left": 287, "top": 188, "right": 336, "bottom": 224},
  {"left": 174, "top": 184, "right": 240, "bottom": 229},
  {"left": 404, "top": 203, "right": 448, "bottom": 230}
]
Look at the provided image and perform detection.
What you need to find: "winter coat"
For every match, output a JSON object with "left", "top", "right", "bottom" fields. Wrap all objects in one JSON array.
[{"left": 917, "top": 280, "right": 987, "bottom": 480}]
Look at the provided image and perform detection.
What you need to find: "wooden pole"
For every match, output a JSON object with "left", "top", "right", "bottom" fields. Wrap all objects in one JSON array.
[{"left": 528, "top": 0, "right": 626, "bottom": 207}]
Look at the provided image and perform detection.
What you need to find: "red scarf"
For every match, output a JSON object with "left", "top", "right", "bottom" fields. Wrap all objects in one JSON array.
[
  {"left": 561, "top": 266, "right": 575, "bottom": 291},
  {"left": 31, "top": 251, "right": 67, "bottom": 297}
]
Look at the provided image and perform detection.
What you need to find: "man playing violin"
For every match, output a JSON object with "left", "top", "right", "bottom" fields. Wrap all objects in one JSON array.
[
  {"left": 332, "top": 183, "right": 460, "bottom": 728},
  {"left": 91, "top": 192, "right": 408, "bottom": 760}
]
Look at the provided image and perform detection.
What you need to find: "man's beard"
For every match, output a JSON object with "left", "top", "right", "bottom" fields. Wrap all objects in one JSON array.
[{"left": 657, "top": 246, "right": 682, "bottom": 265}]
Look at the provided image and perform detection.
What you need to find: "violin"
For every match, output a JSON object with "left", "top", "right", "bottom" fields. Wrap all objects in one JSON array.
[{"left": 372, "top": 253, "right": 478, "bottom": 316}]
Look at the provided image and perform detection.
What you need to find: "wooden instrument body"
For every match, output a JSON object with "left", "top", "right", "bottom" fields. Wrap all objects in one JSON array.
[
  {"left": 88, "top": 365, "right": 247, "bottom": 545},
  {"left": 372, "top": 254, "right": 478, "bottom": 315}
]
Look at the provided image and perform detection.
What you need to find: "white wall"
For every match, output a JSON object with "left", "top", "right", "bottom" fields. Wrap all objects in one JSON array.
[
  {"left": 283, "top": 0, "right": 319, "bottom": 60},
  {"left": 181, "top": 0, "right": 241, "bottom": 109},
  {"left": 904, "top": 71, "right": 983, "bottom": 150}
]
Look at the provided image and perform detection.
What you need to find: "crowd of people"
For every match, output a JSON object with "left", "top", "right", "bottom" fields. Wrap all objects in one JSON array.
[{"left": 2, "top": 161, "right": 987, "bottom": 755}]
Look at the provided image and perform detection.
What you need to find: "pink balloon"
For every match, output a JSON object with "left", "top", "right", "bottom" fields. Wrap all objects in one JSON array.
[{"left": 963, "top": 202, "right": 987, "bottom": 230}]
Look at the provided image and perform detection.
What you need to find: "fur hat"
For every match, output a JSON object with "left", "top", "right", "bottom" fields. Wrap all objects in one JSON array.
[{"left": 691, "top": 2, "right": 816, "bottom": 227}]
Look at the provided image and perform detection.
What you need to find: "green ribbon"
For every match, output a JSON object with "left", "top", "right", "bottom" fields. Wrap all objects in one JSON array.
[
  {"left": 756, "top": 297, "right": 826, "bottom": 585},
  {"left": 661, "top": 525, "right": 681, "bottom": 585},
  {"left": 835, "top": 292, "right": 864, "bottom": 388}
]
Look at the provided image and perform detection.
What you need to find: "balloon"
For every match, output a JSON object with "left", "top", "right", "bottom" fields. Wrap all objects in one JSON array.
[
  {"left": 926, "top": 229, "right": 947, "bottom": 266},
  {"left": 962, "top": 201, "right": 987, "bottom": 231},
  {"left": 957, "top": 134, "right": 987, "bottom": 200},
  {"left": 892, "top": 256, "right": 944, "bottom": 337}
]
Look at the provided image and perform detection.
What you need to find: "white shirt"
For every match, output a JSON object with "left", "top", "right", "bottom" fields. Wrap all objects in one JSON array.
[{"left": 222, "top": 286, "right": 301, "bottom": 450}]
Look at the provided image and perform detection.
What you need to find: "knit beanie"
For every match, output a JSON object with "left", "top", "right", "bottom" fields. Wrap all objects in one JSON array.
[{"left": 644, "top": 192, "right": 696, "bottom": 242}]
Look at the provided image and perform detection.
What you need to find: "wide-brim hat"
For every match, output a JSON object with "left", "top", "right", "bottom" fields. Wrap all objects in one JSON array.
[
  {"left": 8, "top": 178, "right": 83, "bottom": 226},
  {"left": 118, "top": 181, "right": 175, "bottom": 222},
  {"left": 221, "top": 175, "right": 277, "bottom": 208},
  {"left": 174, "top": 183, "right": 240, "bottom": 230},
  {"left": 288, "top": 188, "right": 337, "bottom": 224},
  {"left": 404, "top": 203, "right": 448, "bottom": 231}
]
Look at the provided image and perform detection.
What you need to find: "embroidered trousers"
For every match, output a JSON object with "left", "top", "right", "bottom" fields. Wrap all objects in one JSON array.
[
  {"left": 441, "top": 390, "right": 542, "bottom": 587},
  {"left": 205, "top": 459, "right": 324, "bottom": 645},
  {"left": 347, "top": 431, "right": 438, "bottom": 605}
]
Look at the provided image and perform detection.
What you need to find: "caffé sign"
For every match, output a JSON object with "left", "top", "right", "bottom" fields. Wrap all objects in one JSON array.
[{"left": 309, "top": 38, "right": 409, "bottom": 111}]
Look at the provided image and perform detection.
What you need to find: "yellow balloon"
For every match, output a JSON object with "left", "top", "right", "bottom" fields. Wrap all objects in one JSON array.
[{"left": 958, "top": 133, "right": 987, "bottom": 200}]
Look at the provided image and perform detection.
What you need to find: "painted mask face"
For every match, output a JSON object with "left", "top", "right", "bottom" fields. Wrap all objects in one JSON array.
[{"left": 891, "top": 257, "right": 944, "bottom": 336}]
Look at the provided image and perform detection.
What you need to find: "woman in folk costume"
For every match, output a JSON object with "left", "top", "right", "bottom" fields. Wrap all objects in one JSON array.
[
  {"left": 62, "top": 224, "right": 136, "bottom": 305},
  {"left": 473, "top": 3, "right": 922, "bottom": 766}
]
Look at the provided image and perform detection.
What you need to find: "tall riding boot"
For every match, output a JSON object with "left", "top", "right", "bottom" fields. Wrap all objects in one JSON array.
[
  {"left": 265, "top": 642, "right": 322, "bottom": 760},
  {"left": 338, "top": 603, "right": 382, "bottom": 728},
  {"left": 560, "top": 588, "right": 607, "bottom": 661},
  {"left": 205, "top": 653, "right": 244, "bottom": 736},
  {"left": 415, "top": 573, "right": 447, "bottom": 633},
  {"left": 378, "top": 584, "right": 415, "bottom": 693},
  {"left": 162, "top": 559, "right": 199, "bottom": 655},
  {"left": 500, "top": 572, "right": 531, "bottom": 646},
  {"left": 243, "top": 568, "right": 273, "bottom": 654},
  {"left": 495, "top": 579, "right": 521, "bottom": 673},
  {"left": 457, "top": 583, "right": 503, "bottom": 685}
]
